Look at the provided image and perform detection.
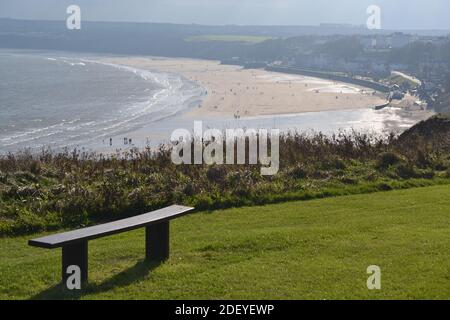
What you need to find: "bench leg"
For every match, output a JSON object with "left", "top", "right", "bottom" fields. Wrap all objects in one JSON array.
[
  {"left": 62, "top": 242, "right": 88, "bottom": 289},
  {"left": 146, "top": 221, "right": 169, "bottom": 262}
]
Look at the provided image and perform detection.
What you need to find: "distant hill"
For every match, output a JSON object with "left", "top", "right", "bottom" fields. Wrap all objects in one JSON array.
[{"left": 1, "top": 18, "right": 449, "bottom": 59}]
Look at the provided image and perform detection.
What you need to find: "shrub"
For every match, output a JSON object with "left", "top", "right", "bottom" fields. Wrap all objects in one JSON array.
[
  {"left": 312, "top": 170, "right": 329, "bottom": 179},
  {"left": 433, "top": 161, "right": 447, "bottom": 171},
  {"left": 421, "top": 170, "right": 435, "bottom": 179},
  {"left": 15, "top": 171, "right": 38, "bottom": 183},
  {"left": 183, "top": 182, "right": 197, "bottom": 196},
  {"left": 396, "top": 164, "right": 419, "bottom": 179},
  {"left": 377, "top": 152, "right": 403, "bottom": 169},
  {"left": 194, "top": 195, "right": 214, "bottom": 210},
  {"left": 5, "top": 185, "right": 43, "bottom": 199},
  {"left": 29, "top": 160, "right": 42, "bottom": 175},
  {"left": 206, "top": 166, "right": 227, "bottom": 183},
  {"left": 332, "top": 158, "right": 347, "bottom": 170},
  {"left": 0, "top": 128, "right": 448, "bottom": 236},
  {"left": 289, "top": 165, "right": 308, "bottom": 179},
  {"left": 0, "top": 171, "right": 7, "bottom": 184},
  {"left": 365, "top": 171, "right": 378, "bottom": 182},
  {"left": 378, "top": 182, "right": 393, "bottom": 191},
  {"left": 416, "top": 150, "right": 432, "bottom": 168},
  {"left": 61, "top": 210, "right": 89, "bottom": 228},
  {"left": 14, "top": 211, "right": 47, "bottom": 234},
  {"left": 322, "top": 157, "right": 347, "bottom": 170},
  {"left": 340, "top": 177, "right": 358, "bottom": 185}
]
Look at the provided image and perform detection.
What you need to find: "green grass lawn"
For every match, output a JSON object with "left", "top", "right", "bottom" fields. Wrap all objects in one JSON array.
[
  {"left": 1, "top": 185, "right": 449, "bottom": 300},
  {"left": 388, "top": 73, "right": 420, "bottom": 89}
]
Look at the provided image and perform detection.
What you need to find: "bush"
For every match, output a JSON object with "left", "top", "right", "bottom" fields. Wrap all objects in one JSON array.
[
  {"left": 183, "top": 182, "right": 197, "bottom": 197},
  {"left": 340, "top": 177, "right": 358, "bottom": 185},
  {"left": 61, "top": 210, "right": 89, "bottom": 228},
  {"left": 5, "top": 185, "right": 43, "bottom": 199},
  {"left": 377, "top": 152, "right": 403, "bottom": 169},
  {"left": 0, "top": 127, "right": 448, "bottom": 236},
  {"left": 29, "top": 160, "right": 42, "bottom": 175},
  {"left": 416, "top": 150, "right": 432, "bottom": 168},
  {"left": 378, "top": 182, "right": 393, "bottom": 191},
  {"left": 206, "top": 166, "right": 227, "bottom": 183},
  {"left": 194, "top": 195, "right": 214, "bottom": 210},
  {"left": 396, "top": 164, "right": 419, "bottom": 179},
  {"left": 332, "top": 158, "right": 347, "bottom": 170},
  {"left": 289, "top": 165, "right": 308, "bottom": 179},
  {"left": 0, "top": 171, "right": 7, "bottom": 184},
  {"left": 433, "top": 161, "right": 447, "bottom": 171},
  {"left": 322, "top": 157, "right": 347, "bottom": 170},
  {"left": 15, "top": 171, "right": 38, "bottom": 183},
  {"left": 421, "top": 170, "right": 435, "bottom": 179}
]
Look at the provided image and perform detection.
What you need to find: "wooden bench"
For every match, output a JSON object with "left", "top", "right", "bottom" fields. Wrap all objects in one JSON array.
[{"left": 29, "top": 205, "right": 194, "bottom": 287}]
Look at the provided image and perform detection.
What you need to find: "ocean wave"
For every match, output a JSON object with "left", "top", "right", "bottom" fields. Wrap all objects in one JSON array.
[{"left": 0, "top": 57, "right": 206, "bottom": 152}]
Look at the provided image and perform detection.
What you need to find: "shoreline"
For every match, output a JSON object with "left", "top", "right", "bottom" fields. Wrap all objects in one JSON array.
[
  {"left": 98, "top": 56, "right": 390, "bottom": 119},
  {"left": 82, "top": 55, "right": 434, "bottom": 154},
  {"left": 0, "top": 52, "right": 435, "bottom": 155}
]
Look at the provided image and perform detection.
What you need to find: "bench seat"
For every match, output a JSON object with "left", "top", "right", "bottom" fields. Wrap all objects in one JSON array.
[
  {"left": 29, "top": 205, "right": 194, "bottom": 249},
  {"left": 28, "top": 205, "right": 194, "bottom": 289}
]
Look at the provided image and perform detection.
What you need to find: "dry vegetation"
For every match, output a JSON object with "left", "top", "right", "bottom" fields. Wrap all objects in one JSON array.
[{"left": 0, "top": 115, "right": 449, "bottom": 236}]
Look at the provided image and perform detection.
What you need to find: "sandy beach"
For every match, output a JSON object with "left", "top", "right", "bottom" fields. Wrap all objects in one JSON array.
[{"left": 99, "top": 56, "right": 389, "bottom": 119}]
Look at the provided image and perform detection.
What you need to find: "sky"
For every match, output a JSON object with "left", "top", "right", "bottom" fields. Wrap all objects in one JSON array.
[{"left": 1, "top": 0, "right": 449, "bottom": 30}]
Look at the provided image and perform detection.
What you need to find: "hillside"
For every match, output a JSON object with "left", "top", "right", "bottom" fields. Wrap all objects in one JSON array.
[
  {"left": 1, "top": 185, "right": 449, "bottom": 300},
  {"left": 1, "top": 116, "right": 449, "bottom": 236},
  {"left": 397, "top": 114, "right": 450, "bottom": 151}
]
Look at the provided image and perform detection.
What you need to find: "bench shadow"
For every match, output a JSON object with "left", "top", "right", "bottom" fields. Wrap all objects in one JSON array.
[{"left": 31, "top": 260, "right": 163, "bottom": 300}]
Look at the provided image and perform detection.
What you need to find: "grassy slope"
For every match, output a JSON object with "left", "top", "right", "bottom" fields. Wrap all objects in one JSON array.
[
  {"left": 1, "top": 185, "right": 449, "bottom": 300},
  {"left": 2, "top": 115, "right": 449, "bottom": 236},
  {"left": 388, "top": 73, "right": 420, "bottom": 89}
]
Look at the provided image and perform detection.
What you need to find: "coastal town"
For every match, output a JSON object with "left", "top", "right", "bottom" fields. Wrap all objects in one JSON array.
[{"left": 221, "top": 31, "right": 450, "bottom": 112}]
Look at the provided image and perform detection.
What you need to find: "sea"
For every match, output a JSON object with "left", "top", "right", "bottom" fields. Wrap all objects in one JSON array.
[
  {"left": 0, "top": 49, "right": 204, "bottom": 153},
  {"left": 0, "top": 49, "right": 434, "bottom": 154}
]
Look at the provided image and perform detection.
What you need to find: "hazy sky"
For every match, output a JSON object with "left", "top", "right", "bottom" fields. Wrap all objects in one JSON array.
[{"left": 1, "top": 0, "right": 449, "bottom": 30}]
